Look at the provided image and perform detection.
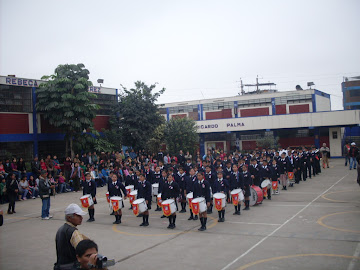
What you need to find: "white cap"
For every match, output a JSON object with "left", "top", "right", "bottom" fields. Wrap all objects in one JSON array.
[
  {"left": 351, "top": 142, "right": 356, "bottom": 146},
  {"left": 65, "top": 203, "right": 87, "bottom": 216}
]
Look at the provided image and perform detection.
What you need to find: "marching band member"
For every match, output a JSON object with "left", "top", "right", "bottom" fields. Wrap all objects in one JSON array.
[
  {"left": 230, "top": 164, "right": 243, "bottom": 215},
  {"left": 242, "top": 165, "right": 251, "bottom": 210},
  {"left": 136, "top": 173, "right": 152, "bottom": 227},
  {"left": 193, "top": 172, "right": 211, "bottom": 231},
  {"left": 249, "top": 159, "right": 260, "bottom": 187},
  {"left": 108, "top": 174, "right": 127, "bottom": 224},
  {"left": 204, "top": 166, "right": 215, "bottom": 214},
  {"left": 260, "top": 160, "right": 272, "bottom": 200},
  {"left": 159, "top": 170, "right": 168, "bottom": 217},
  {"left": 175, "top": 167, "right": 187, "bottom": 213},
  {"left": 161, "top": 174, "right": 180, "bottom": 229},
  {"left": 278, "top": 152, "right": 290, "bottom": 190},
  {"left": 185, "top": 168, "right": 198, "bottom": 220},
  {"left": 213, "top": 171, "right": 229, "bottom": 222},
  {"left": 125, "top": 168, "right": 137, "bottom": 187},
  {"left": 82, "top": 172, "right": 96, "bottom": 222}
]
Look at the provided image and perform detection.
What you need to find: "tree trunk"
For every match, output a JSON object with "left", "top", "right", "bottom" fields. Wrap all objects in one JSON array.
[
  {"left": 65, "top": 139, "right": 69, "bottom": 158},
  {"left": 70, "top": 136, "right": 74, "bottom": 159}
]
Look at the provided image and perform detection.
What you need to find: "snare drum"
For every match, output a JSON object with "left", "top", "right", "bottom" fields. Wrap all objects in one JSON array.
[
  {"left": 125, "top": 185, "right": 134, "bottom": 195},
  {"left": 161, "top": 199, "right": 177, "bottom": 216},
  {"left": 272, "top": 180, "right": 279, "bottom": 195},
  {"left": 152, "top": 183, "right": 159, "bottom": 196},
  {"left": 132, "top": 198, "right": 148, "bottom": 216},
  {"left": 157, "top": 193, "right": 163, "bottom": 208},
  {"left": 191, "top": 197, "right": 207, "bottom": 215},
  {"left": 110, "top": 196, "right": 123, "bottom": 212},
  {"left": 249, "top": 185, "right": 263, "bottom": 206},
  {"left": 230, "top": 189, "right": 244, "bottom": 206},
  {"left": 186, "top": 192, "right": 193, "bottom": 209},
  {"left": 80, "top": 195, "right": 94, "bottom": 208},
  {"left": 213, "top": 193, "right": 226, "bottom": 211},
  {"left": 106, "top": 192, "right": 110, "bottom": 203},
  {"left": 129, "top": 190, "right": 138, "bottom": 205},
  {"left": 288, "top": 171, "right": 295, "bottom": 184},
  {"left": 261, "top": 179, "right": 271, "bottom": 188}
]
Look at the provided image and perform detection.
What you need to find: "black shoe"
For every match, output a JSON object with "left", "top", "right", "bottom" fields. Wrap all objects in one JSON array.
[
  {"left": 7, "top": 211, "right": 13, "bottom": 214},
  {"left": 198, "top": 226, "right": 206, "bottom": 231},
  {"left": 139, "top": 223, "right": 145, "bottom": 226},
  {"left": 155, "top": 208, "right": 161, "bottom": 211},
  {"left": 281, "top": 187, "right": 286, "bottom": 190},
  {"left": 179, "top": 209, "right": 186, "bottom": 213},
  {"left": 86, "top": 218, "right": 93, "bottom": 222},
  {"left": 237, "top": 211, "right": 241, "bottom": 215},
  {"left": 161, "top": 215, "right": 166, "bottom": 218},
  {"left": 268, "top": 197, "right": 271, "bottom": 200},
  {"left": 188, "top": 216, "right": 194, "bottom": 220},
  {"left": 12, "top": 211, "right": 16, "bottom": 213},
  {"left": 144, "top": 222, "right": 149, "bottom": 227},
  {"left": 167, "top": 224, "right": 172, "bottom": 229},
  {"left": 110, "top": 211, "right": 114, "bottom": 215},
  {"left": 233, "top": 212, "right": 237, "bottom": 215},
  {"left": 222, "top": 218, "right": 225, "bottom": 222},
  {"left": 243, "top": 207, "right": 250, "bottom": 210},
  {"left": 169, "top": 224, "right": 175, "bottom": 229},
  {"left": 194, "top": 215, "right": 198, "bottom": 220},
  {"left": 218, "top": 218, "right": 222, "bottom": 222}
]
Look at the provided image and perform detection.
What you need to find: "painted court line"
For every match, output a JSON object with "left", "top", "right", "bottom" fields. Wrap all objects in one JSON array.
[
  {"left": 225, "top": 221, "right": 281, "bottom": 226},
  {"left": 347, "top": 242, "right": 360, "bottom": 270},
  {"left": 219, "top": 173, "right": 349, "bottom": 270}
]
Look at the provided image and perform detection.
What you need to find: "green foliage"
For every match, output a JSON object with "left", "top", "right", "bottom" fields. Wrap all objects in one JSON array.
[
  {"left": 116, "top": 81, "right": 165, "bottom": 150},
  {"left": 256, "top": 135, "right": 279, "bottom": 149},
  {"left": 36, "top": 64, "right": 99, "bottom": 157},
  {"left": 164, "top": 117, "right": 199, "bottom": 155},
  {"left": 147, "top": 123, "right": 165, "bottom": 154}
]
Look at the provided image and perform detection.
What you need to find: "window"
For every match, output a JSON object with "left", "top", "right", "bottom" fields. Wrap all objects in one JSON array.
[
  {"left": 91, "top": 93, "right": 117, "bottom": 115},
  {"left": 0, "top": 85, "right": 32, "bottom": 112},
  {"left": 349, "top": 90, "right": 360, "bottom": 97}
]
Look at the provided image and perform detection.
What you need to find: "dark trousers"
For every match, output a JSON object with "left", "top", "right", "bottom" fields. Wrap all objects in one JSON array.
[{"left": 8, "top": 193, "right": 16, "bottom": 212}]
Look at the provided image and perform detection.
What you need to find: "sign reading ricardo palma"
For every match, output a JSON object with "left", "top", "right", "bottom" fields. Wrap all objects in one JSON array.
[{"left": 197, "top": 121, "right": 245, "bottom": 130}]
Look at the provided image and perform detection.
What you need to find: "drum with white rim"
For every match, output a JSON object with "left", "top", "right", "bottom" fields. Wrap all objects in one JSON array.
[
  {"left": 186, "top": 192, "right": 193, "bottom": 209},
  {"left": 213, "top": 193, "right": 226, "bottom": 211},
  {"left": 191, "top": 197, "right": 207, "bottom": 215},
  {"left": 249, "top": 185, "right": 263, "bottom": 206},
  {"left": 110, "top": 196, "right": 123, "bottom": 212},
  {"left": 152, "top": 183, "right": 159, "bottom": 196},
  {"left": 132, "top": 198, "right": 148, "bottom": 216},
  {"left": 105, "top": 192, "right": 110, "bottom": 203},
  {"left": 161, "top": 199, "right": 177, "bottom": 216},
  {"left": 261, "top": 179, "right": 271, "bottom": 188},
  {"left": 125, "top": 185, "right": 134, "bottom": 195},
  {"left": 230, "top": 189, "right": 244, "bottom": 206},
  {"left": 80, "top": 195, "right": 94, "bottom": 208},
  {"left": 129, "top": 190, "right": 138, "bottom": 205}
]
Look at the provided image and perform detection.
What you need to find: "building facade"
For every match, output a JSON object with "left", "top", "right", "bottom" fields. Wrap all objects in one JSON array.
[
  {"left": 0, "top": 75, "right": 117, "bottom": 160},
  {"left": 161, "top": 89, "right": 360, "bottom": 158}
]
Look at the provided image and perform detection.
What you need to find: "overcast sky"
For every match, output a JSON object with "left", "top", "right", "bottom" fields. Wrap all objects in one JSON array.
[{"left": 1, "top": 0, "right": 359, "bottom": 110}]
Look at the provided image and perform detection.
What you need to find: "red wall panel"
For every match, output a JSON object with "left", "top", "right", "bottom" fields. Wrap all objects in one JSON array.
[
  {"left": 0, "top": 113, "right": 29, "bottom": 134},
  {"left": 172, "top": 114, "right": 187, "bottom": 119},
  {"left": 242, "top": 141, "right": 257, "bottom": 150},
  {"left": 93, "top": 116, "right": 110, "bottom": 131},
  {"left": 289, "top": 104, "right": 309, "bottom": 114},
  {"left": 279, "top": 136, "right": 329, "bottom": 148},
  {"left": 276, "top": 104, "right": 286, "bottom": 115},
  {"left": 240, "top": 107, "right": 269, "bottom": 117},
  {"left": 206, "top": 109, "right": 232, "bottom": 120}
]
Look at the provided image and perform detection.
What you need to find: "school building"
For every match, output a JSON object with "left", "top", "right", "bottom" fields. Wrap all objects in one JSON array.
[
  {"left": 0, "top": 75, "right": 118, "bottom": 160},
  {"left": 160, "top": 88, "right": 360, "bottom": 158}
]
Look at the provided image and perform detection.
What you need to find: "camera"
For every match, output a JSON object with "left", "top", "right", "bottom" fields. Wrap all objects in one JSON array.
[{"left": 95, "top": 254, "right": 115, "bottom": 268}]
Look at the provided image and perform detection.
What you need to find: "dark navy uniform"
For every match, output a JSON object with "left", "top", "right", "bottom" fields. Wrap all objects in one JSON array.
[
  {"left": 249, "top": 163, "right": 260, "bottom": 186},
  {"left": 161, "top": 180, "right": 180, "bottom": 201},
  {"left": 136, "top": 180, "right": 152, "bottom": 209},
  {"left": 108, "top": 180, "right": 127, "bottom": 202},
  {"left": 83, "top": 180, "right": 97, "bottom": 201},
  {"left": 125, "top": 173, "right": 137, "bottom": 187},
  {"left": 175, "top": 172, "right": 187, "bottom": 212},
  {"left": 193, "top": 179, "right": 211, "bottom": 203},
  {"left": 213, "top": 178, "right": 229, "bottom": 194}
]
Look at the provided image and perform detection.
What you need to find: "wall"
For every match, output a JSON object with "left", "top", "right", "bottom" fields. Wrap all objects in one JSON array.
[
  {"left": 240, "top": 107, "right": 269, "bottom": 117},
  {"left": 93, "top": 116, "right": 110, "bottom": 131},
  {"left": 205, "top": 109, "right": 232, "bottom": 120},
  {"left": 276, "top": 105, "right": 286, "bottom": 115},
  {"left": 316, "top": 95, "right": 331, "bottom": 111},
  {"left": 289, "top": 104, "right": 310, "bottom": 114}
]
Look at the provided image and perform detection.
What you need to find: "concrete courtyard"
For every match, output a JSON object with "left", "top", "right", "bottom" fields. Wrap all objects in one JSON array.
[{"left": 1, "top": 159, "right": 359, "bottom": 270}]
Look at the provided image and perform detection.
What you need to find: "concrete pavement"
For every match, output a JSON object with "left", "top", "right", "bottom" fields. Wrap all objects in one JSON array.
[{"left": 0, "top": 159, "right": 359, "bottom": 270}]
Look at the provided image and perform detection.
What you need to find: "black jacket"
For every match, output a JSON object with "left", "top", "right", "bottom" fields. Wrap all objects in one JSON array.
[
  {"left": 193, "top": 179, "right": 211, "bottom": 203},
  {"left": 161, "top": 181, "right": 180, "bottom": 201},
  {"left": 136, "top": 180, "right": 152, "bottom": 201},
  {"left": 82, "top": 180, "right": 96, "bottom": 197},
  {"left": 108, "top": 180, "right": 127, "bottom": 197}
]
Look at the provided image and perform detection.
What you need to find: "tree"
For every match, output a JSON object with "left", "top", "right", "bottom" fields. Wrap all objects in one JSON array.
[
  {"left": 164, "top": 117, "right": 199, "bottom": 155},
  {"left": 256, "top": 135, "right": 279, "bottom": 149},
  {"left": 116, "top": 81, "right": 165, "bottom": 150},
  {"left": 147, "top": 123, "right": 165, "bottom": 154},
  {"left": 36, "top": 64, "right": 99, "bottom": 158}
]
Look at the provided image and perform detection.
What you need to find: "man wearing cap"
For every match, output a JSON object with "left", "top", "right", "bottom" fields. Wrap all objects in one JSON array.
[
  {"left": 54, "top": 203, "right": 88, "bottom": 270},
  {"left": 39, "top": 170, "right": 55, "bottom": 220},
  {"left": 349, "top": 142, "right": 359, "bottom": 170}
]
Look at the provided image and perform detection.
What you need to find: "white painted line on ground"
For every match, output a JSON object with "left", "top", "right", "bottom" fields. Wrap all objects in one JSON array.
[
  {"left": 347, "top": 242, "right": 360, "bottom": 270},
  {"left": 220, "top": 173, "right": 349, "bottom": 270},
  {"left": 225, "top": 221, "right": 281, "bottom": 226}
]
